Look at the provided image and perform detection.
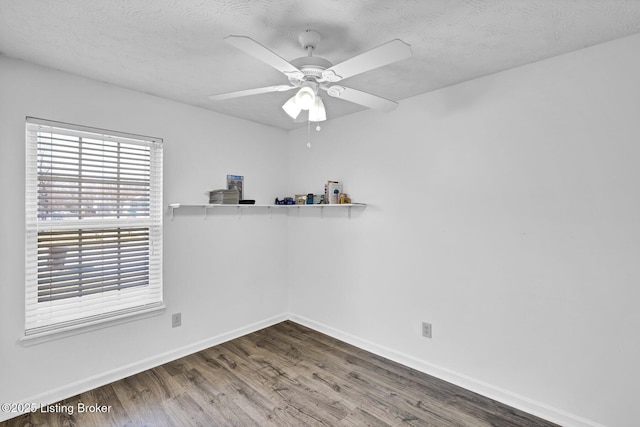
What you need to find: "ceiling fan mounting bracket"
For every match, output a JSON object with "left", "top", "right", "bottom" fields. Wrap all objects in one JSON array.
[{"left": 298, "top": 30, "right": 321, "bottom": 51}]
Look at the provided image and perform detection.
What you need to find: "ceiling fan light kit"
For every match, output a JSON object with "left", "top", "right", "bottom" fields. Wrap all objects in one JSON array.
[
  {"left": 282, "top": 96, "right": 302, "bottom": 119},
  {"left": 308, "top": 97, "right": 326, "bottom": 122},
  {"left": 209, "top": 29, "right": 412, "bottom": 128},
  {"left": 294, "top": 81, "right": 317, "bottom": 110}
]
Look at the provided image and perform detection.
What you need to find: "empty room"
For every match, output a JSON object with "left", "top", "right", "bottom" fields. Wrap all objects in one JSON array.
[{"left": 1, "top": 1, "right": 639, "bottom": 426}]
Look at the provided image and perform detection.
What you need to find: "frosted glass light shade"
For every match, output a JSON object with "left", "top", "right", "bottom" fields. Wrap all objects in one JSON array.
[
  {"left": 295, "top": 86, "right": 315, "bottom": 110},
  {"left": 308, "top": 97, "right": 326, "bottom": 122},
  {"left": 282, "top": 96, "right": 301, "bottom": 119}
]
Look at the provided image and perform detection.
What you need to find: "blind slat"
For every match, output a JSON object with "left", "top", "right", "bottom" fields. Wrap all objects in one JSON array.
[
  {"left": 38, "top": 270, "right": 150, "bottom": 291},
  {"left": 37, "top": 173, "right": 150, "bottom": 187},
  {"left": 40, "top": 266, "right": 151, "bottom": 283},
  {"left": 34, "top": 225, "right": 151, "bottom": 302}
]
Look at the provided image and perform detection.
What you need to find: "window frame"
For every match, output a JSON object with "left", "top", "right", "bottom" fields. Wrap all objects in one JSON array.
[{"left": 24, "top": 117, "right": 164, "bottom": 341}]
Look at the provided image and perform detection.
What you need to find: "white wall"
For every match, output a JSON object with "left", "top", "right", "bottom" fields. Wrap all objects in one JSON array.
[
  {"left": 0, "top": 56, "right": 289, "bottom": 420},
  {"left": 3, "top": 32, "right": 640, "bottom": 427},
  {"left": 287, "top": 34, "right": 640, "bottom": 427}
]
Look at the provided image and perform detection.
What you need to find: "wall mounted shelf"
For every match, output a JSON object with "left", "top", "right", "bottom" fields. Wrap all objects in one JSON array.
[{"left": 168, "top": 203, "right": 367, "bottom": 220}]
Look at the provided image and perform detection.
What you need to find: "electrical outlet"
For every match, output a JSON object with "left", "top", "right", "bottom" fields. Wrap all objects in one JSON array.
[
  {"left": 422, "top": 321, "right": 432, "bottom": 338},
  {"left": 172, "top": 313, "right": 182, "bottom": 328}
]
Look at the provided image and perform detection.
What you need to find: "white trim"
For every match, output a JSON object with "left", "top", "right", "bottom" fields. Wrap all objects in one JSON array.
[
  {"left": 3, "top": 312, "right": 605, "bottom": 427},
  {"left": 26, "top": 116, "right": 162, "bottom": 144},
  {"left": 19, "top": 304, "right": 166, "bottom": 346},
  {"left": 288, "top": 313, "right": 606, "bottom": 427},
  {"left": 1, "top": 313, "right": 288, "bottom": 422}
]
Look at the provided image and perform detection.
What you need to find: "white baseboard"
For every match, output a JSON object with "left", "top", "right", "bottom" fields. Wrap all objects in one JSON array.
[
  {"left": 288, "top": 313, "right": 605, "bottom": 427},
  {"left": 4, "top": 312, "right": 604, "bottom": 427},
  {"left": 1, "top": 313, "right": 288, "bottom": 423}
]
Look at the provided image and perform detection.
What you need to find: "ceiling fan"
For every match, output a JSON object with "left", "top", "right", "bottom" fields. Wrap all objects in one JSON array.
[{"left": 209, "top": 30, "right": 412, "bottom": 123}]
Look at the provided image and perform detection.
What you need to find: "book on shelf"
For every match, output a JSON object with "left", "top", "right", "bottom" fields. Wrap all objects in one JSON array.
[
  {"left": 208, "top": 189, "right": 239, "bottom": 204},
  {"left": 227, "top": 175, "right": 244, "bottom": 200}
]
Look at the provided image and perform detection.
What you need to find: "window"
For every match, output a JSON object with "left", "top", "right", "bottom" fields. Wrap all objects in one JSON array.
[{"left": 25, "top": 118, "right": 163, "bottom": 337}]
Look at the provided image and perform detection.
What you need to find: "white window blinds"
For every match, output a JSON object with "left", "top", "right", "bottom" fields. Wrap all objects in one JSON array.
[{"left": 25, "top": 117, "right": 163, "bottom": 337}]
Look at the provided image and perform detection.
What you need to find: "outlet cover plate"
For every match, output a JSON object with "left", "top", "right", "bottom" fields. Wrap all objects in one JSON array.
[
  {"left": 422, "top": 321, "right": 432, "bottom": 338},
  {"left": 172, "top": 313, "right": 182, "bottom": 328}
]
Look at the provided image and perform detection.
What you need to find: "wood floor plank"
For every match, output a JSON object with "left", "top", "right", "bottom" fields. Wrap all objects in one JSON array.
[
  {"left": 270, "top": 322, "right": 538, "bottom": 427},
  {"left": 74, "top": 384, "right": 133, "bottom": 426},
  {"left": 234, "top": 336, "right": 368, "bottom": 425},
  {"left": 162, "top": 391, "right": 221, "bottom": 427},
  {"left": 197, "top": 344, "right": 323, "bottom": 426},
  {"left": 1, "top": 321, "right": 560, "bottom": 427},
  {"left": 181, "top": 366, "right": 260, "bottom": 426},
  {"left": 262, "top": 324, "right": 473, "bottom": 426},
  {"left": 110, "top": 370, "right": 177, "bottom": 426},
  {"left": 227, "top": 333, "right": 413, "bottom": 426}
]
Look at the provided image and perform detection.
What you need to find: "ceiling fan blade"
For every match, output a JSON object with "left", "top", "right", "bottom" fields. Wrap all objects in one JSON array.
[
  {"left": 321, "top": 39, "right": 412, "bottom": 82},
  {"left": 324, "top": 86, "right": 398, "bottom": 112},
  {"left": 209, "top": 85, "right": 295, "bottom": 101},
  {"left": 225, "top": 35, "right": 303, "bottom": 78}
]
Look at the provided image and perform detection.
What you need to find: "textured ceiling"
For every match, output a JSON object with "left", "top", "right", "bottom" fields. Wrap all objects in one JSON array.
[{"left": 1, "top": 0, "right": 640, "bottom": 130}]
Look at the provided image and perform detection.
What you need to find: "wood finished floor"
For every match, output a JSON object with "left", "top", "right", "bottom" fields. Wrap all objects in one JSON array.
[{"left": 3, "top": 321, "right": 559, "bottom": 426}]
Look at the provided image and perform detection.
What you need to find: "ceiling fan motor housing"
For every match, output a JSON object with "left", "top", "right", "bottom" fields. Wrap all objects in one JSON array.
[
  {"left": 285, "top": 30, "right": 335, "bottom": 85},
  {"left": 289, "top": 56, "right": 334, "bottom": 84}
]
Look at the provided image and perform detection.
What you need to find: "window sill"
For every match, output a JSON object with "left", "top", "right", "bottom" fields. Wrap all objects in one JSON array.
[{"left": 19, "top": 304, "right": 166, "bottom": 346}]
